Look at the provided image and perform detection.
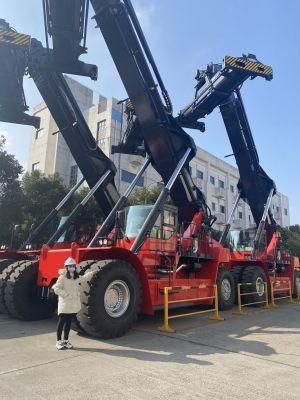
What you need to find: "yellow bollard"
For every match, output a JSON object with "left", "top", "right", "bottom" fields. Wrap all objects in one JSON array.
[
  {"left": 289, "top": 281, "right": 294, "bottom": 304},
  {"left": 264, "top": 283, "right": 270, "bottom": 309},
  {"left": 209, "top": 285, "right": 225, "bottom": 321},
  {"left": 234, "top": 283, "right": 248, "bottom": 315},
  {"left": 270, "top": 281, "right": 276, "bottom": 307},
  {"left": 158, "top": 287, "right": 175, "bottom": 333}
]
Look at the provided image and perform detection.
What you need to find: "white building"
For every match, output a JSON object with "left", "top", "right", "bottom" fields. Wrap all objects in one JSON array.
[{"left": 27, "top": 77, "right": 290, "bottom": 229}]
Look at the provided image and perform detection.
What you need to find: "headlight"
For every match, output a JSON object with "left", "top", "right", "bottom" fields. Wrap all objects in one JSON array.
[
  {"left": 103, "top": 239, "right": 108, "bottom": 246},
  {"left": 99, "top": 239, "right": 103, "bottom": 246}
]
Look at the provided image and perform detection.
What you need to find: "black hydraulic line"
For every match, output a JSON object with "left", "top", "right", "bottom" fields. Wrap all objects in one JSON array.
[
  {"left": 131, "top": 148, "right": 192, "bottom": 254},
  {"left": 219, "top": 92, "right": 276, "bottom": 227},
  {"left": 90, "top": 0, "right": 204, "bottom": 222},
  {"left": 252, "top": 188, "right": 274, "bottom": 257},
  {"left": 219, "top": 192, "right": 241, "bottom": 245},
  {"left": 47, "top": 171, "right": 111, "bottom": 246},
  {"left": 19, "top": 177, "right": 84, "bottom": 250},
  {"left": 28, "top": 39, "right": 120, "bottom": 217},
  {"left": 88, "top": 155, "right": 151, "bottom": 246},
  {"left": 123, "top": 0, "right": 172, "bottom": 113}
]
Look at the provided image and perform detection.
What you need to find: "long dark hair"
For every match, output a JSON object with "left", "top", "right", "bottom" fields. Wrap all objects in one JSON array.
[{"left": 65, "top": 269, "right": 79, "bottom": 280}]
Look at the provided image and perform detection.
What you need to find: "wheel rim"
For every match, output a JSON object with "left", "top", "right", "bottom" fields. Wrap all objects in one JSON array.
[
  {"left": 104, "top": 280, "right": 130, "bottom": 318},
  {"left": 256, "top": 276, "right": 265, "bottom": 297},
  {"left": 221, "top": 278, "right": 232, "bottom": 301}
]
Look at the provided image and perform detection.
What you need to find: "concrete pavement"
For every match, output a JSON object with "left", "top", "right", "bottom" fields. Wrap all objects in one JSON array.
[{"left": 0, "top": 303, "right": 300, "bottom": 400}]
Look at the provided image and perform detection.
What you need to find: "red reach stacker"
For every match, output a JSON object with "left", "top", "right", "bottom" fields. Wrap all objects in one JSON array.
[{"left": 0, "top": 1, "right": 298, "bottom": 338}]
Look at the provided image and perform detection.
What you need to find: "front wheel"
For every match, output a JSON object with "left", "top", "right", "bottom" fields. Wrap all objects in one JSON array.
[
  {"left": 241, "top": 266, "right": 267, "bottom": 305},
  {"left": 217, "top": 269, "right": 235, "bottom": 311},
  {"left": 76, "top": 260, "right": 141, "bottom": 339}
]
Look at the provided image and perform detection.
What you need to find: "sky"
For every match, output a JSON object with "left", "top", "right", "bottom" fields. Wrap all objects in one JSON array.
[{"left": 0, "top": 0, "right": 299, "bottom": 223}]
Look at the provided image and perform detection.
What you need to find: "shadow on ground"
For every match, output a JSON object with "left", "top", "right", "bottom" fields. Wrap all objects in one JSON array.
[{"left": 1, "top": 303, "right": 300, "bottom": 368}]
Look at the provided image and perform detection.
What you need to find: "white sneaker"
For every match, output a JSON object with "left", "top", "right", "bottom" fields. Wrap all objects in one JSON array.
[
  {"left": 56, "top": 340, "right": 65, "bottom": 350},
  {"left": 63, "top": 340, "right": 73, "bottom": 349}
]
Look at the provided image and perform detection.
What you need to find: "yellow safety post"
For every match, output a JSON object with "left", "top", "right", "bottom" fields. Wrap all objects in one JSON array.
[
  {"left": 289, "top": 281, "right": 294, "bottom": 304},
  {"left": 158, "top": 284, "right": 224, "bottom": 333},
  {"left": 234, "top": 283, "right": 248, "bottom": 316},
  {"left": 209, "top": 285, "right": 225, "bottom": 321},
  {"left": 234, "top": 283, "right": 269, "bottom": 315},
  {"left": 270, "top": 280, "right": 293, "bottom": 307},
  {"left": 270, "top": 281, "right": 276, "bottom": 308},
  {"left": 158, "top": 287, "right": 175, "bottom": 333}
]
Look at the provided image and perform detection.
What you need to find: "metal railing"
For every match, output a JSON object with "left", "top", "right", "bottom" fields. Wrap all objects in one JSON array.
[
  {"left": 158, "top": 284, "right": 223, "bottom": 333},
  {"left": 235, "top": 282, "right": 269, "bottom": 316},
  {"left": 270, "top": 280, "right": 293, "bottom": 307}
]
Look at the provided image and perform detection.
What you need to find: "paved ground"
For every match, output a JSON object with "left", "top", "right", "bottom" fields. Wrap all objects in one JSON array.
[{"left": 1, "top": 302, "right": 300, "bottom": 400}]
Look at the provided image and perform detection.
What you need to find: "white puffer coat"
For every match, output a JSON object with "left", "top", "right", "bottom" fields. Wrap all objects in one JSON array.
[{"left": 52, "top": 269, "right": 91, "bottom": 315}]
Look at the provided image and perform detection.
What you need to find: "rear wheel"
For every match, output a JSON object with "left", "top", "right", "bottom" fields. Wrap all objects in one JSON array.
[
  {"left": 230, "top": 266, "right": 245, "bottom": 304},
  {"left": 293, "top": 270, "right": 300, "bottom": 298},
  {"left": 0, "top": 260, "right": 26, "bottom": 314},
  {"left": 217, "top": 269, "right": 235, "bottom": 311},
  {"left": 76, "top": 259, "right": 141, "bottom": 339},
  {"left": 4, "top": 260, "right": 55, "bottom": 320},
  {"left": 241, "top": 266, "right": 267, "bottom": 306}
]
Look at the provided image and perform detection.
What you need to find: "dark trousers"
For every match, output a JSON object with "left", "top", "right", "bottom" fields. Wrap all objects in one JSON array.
[{"left": 57, "top": 313, "right": 74, "bottom": 341}]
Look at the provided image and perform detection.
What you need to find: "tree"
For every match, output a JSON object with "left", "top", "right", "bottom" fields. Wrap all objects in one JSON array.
[
  {"left": 127, "top": 185, "right": 172, "bottom": 206},
  {"left": 21, "top": 171, "right": 68, "bottom": 246},
  {"left": 0, "top": 136, "right": 24, "bottom": 246},
  {"left": 279, "top": 225, "right": 300, "bottom": 258}
]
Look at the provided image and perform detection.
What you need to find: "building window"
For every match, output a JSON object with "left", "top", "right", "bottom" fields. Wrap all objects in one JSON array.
[
  {"left": 69, "top": 165, "right": 78, "bottom": 186},
  {"left": 121, "top": 169, "right": 144, "bottom": 187},
  {"left": 220, "top": 205, "right": 225, "bottom": 214},
  {"left": 111, "top": 108, "right": 123, "bottom": 123},
  {"left": 284, "top": 208, "right": 288, "bottom": 216},
  {"left": 219, "top": 179, "right": 225, "bottom": 189},
  {"left": 276, "top": 206, "right": 280, "bottom": 213},
  {"left": 249, "top": 215, "right": 251, "bottom": 222},
  {"left": 238, "top": 211, "right": 243, "bottom": 219},
  {"left": 230, "top": 185, "right": 234, "bottom": 193},
  {"left": 35, "top": 128, "right": 44, "bottom": 140},
  {"left": 197, "top": 170, "right": 204, "bottom": 180},
  {"left": 211, "top": 202, "right": 216, "bottom": 212},
  {"left": 189, "top": 166, "right": 193, "bottom": 175},
  {"left": 97, "top": 119, "right": 106, "bottom": 135},
  {"left": 210, "top": 176, "right": 215, "bottom": 185},
  {"left": 31, "top": 162, "right": 40, "bottom": 172}
]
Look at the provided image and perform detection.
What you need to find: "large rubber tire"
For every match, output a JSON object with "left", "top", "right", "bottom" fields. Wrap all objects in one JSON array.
[
  {"left": 0, "top": 259, "right": 14, "bottom": 274},
  {"left": 217, "top": 269, "right": 235, "bottom": 311},
  {"left": 71, "top": 260, "right": 100, "bottom": 335},
  {"left": 241, "top": 266, "right": 267, "bottom": 306},
  {"left": 293, "top": 270, "right": 300, "bottom": 298},
  {"left": 76, "top": 259, "right": 141, "bottom": 339},
  {"left": 4, "top": 260, "right": 55, "bottom": 320},
  {"left": 230, "top": 266, "right": 245, "bottom": 304},
  {"left": 0, "top": 260, "right": 27, "bottom": 314}
]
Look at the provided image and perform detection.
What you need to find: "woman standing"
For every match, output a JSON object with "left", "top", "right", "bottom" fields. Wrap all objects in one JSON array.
[{"left": 52, "top": 257, "right": 91, "bottom": 350}]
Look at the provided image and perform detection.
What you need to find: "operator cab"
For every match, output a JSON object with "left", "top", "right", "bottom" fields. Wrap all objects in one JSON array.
[
  {"left": 118, "top": 204, "right": 178, "bottom": 240},
  {"left": 228, "top": 229, "right": 267, "bottom": 253}
]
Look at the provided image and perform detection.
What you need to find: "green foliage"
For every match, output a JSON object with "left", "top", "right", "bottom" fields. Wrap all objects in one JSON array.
[
  {"left": 0, "top": 136, "right": 24, "bottom": 245},
  {"left": 127, "top": 185, "right": 172, "bottom": 206},
  {"left": 0, "top": 137, "right": 105, "bottom": 247},
  {"left": 21, "top": 171, "right": 68, "bottom": 246},
  {"left": 279, "top": 225, "right": 300, "bottom": 257}
]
